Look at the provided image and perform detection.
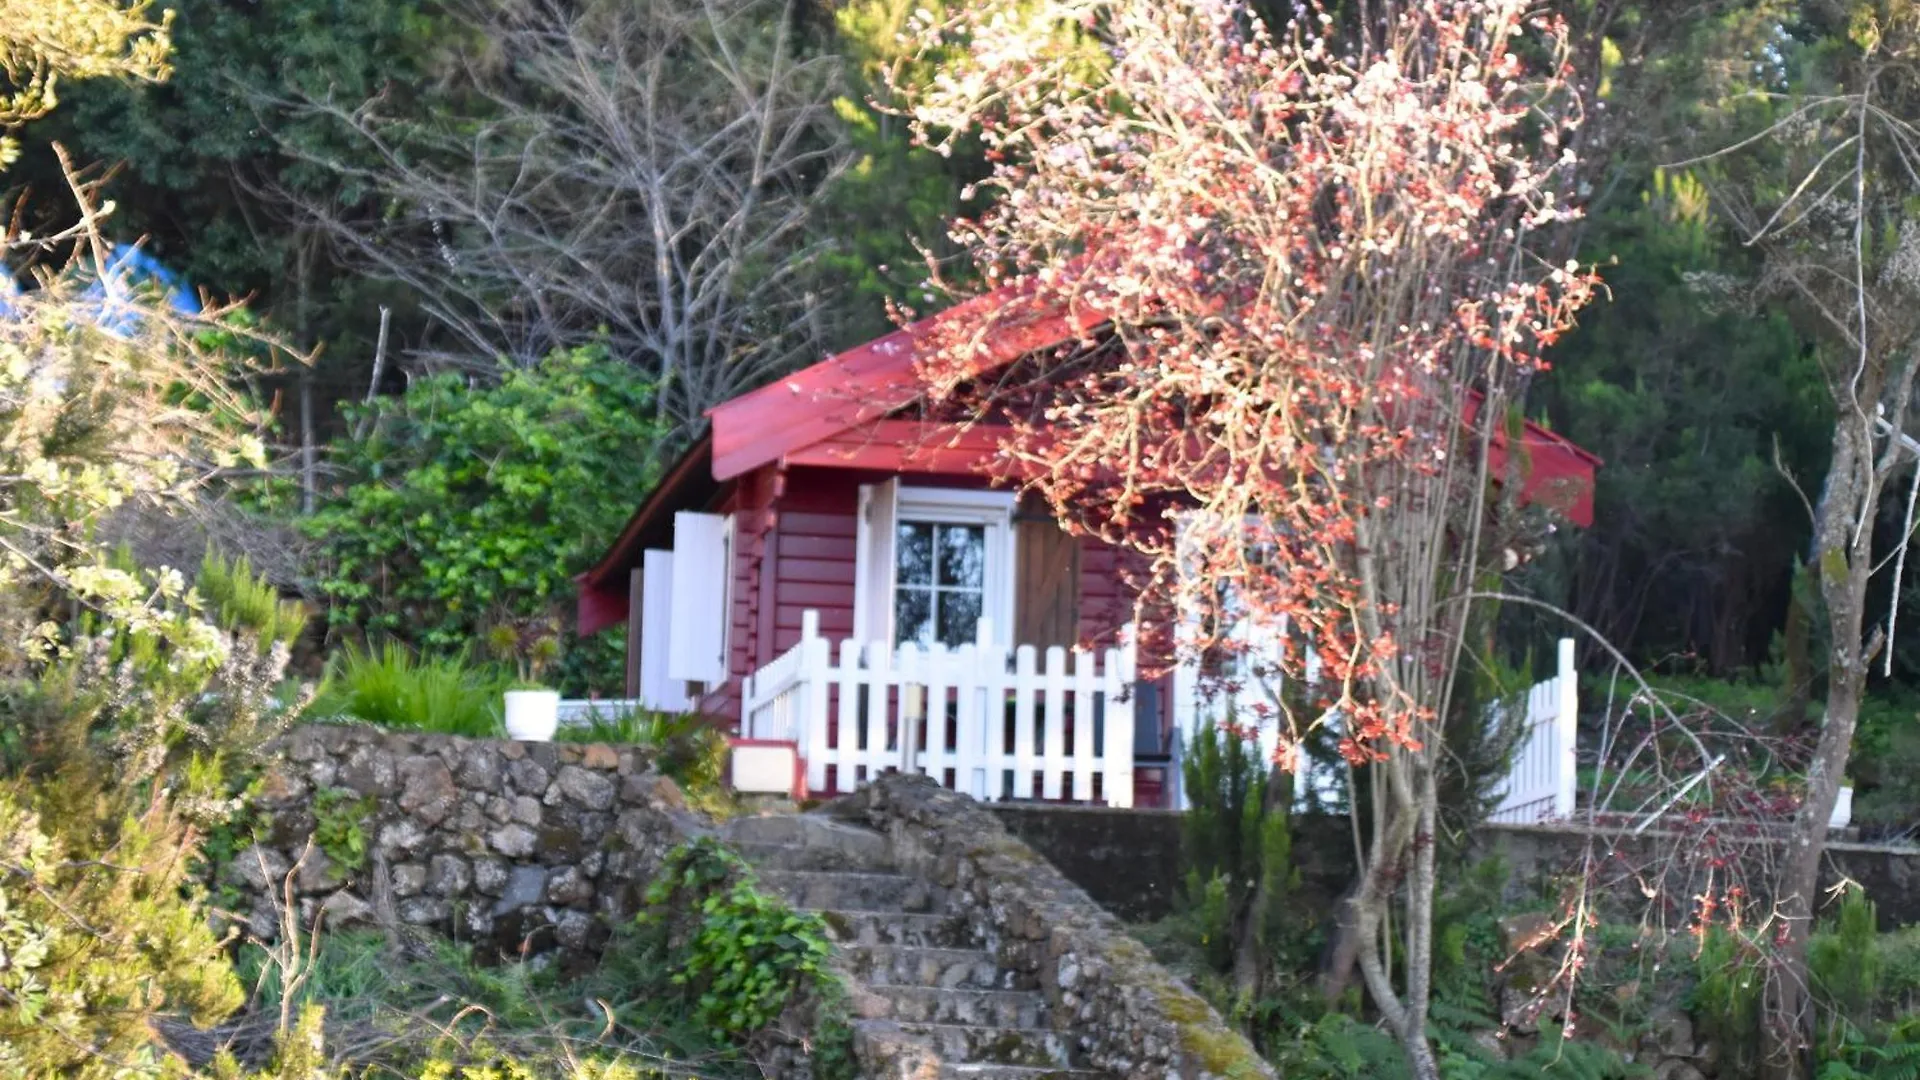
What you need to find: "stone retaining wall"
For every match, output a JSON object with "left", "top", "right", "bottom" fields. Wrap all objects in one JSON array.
[
  {"left": 230, "top": 724, "right": 703, "bottom": 958},
  {"left": 834, "top": 775, "right": 1276, "bottom": 1080}
]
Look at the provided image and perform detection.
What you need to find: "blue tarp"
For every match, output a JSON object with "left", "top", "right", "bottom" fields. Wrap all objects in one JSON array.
[{"left": 0, "top": 244, "right": 201, "bottom": 334}]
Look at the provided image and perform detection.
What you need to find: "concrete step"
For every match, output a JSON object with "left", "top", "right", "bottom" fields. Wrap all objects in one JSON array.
[
  {"left": 844, "top": 945, "right": 1026, "bottom": 990},
  {"left": 758, "top": 868, "right": 935, "bottom": 913},
  {"left": 897, "top": 1023, "right": 1073, "bottom": 1068},
  {"left": 877, "top": 986, "right": 1050, "bottom": 1028},
  {"left": 812, "top": 908, "right": 975, "bottom": 949},
  {"left": 939, "top": 1067, "right": 1106, "bottom": 1080}
]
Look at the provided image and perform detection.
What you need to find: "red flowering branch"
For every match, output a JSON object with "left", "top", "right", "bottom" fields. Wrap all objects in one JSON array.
[{"left": 898, "top": 1, "right": 1596, "bottom": 1073}]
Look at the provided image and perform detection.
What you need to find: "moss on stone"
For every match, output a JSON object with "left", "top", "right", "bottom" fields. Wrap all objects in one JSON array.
[{"left": 1158, "top": 985, "right": 1270, "bottom": 1078}]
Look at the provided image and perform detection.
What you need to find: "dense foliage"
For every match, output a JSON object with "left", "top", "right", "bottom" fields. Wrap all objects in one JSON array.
[{"left": 308, "top": 347, "right": 667, "bottom": 691}]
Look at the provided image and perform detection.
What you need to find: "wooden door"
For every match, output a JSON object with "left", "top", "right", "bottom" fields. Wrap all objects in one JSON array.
[{"left": 1015, "top": 501, "right": 1082, "bottom": 652}]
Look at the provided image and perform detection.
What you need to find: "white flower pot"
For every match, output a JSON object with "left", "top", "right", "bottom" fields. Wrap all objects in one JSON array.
[
  {"left": 503, "top": 689, "right": 560, "bottom": 741},
  {"left": 1829, "top": 785, "right": 1854, "bottom": 830}
]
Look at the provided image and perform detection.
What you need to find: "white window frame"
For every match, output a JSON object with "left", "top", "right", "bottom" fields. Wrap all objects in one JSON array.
[{"left": 854, "top": 483, "right": 1015, "bottom": 649}]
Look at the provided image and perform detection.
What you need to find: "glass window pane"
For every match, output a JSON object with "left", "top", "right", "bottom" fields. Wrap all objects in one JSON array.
[
  {"left": 895, "top": 586, "right": 933, "bottom": 646},
  {"left": 937, "top": 589, "right": 983, "bottom": 647},
  {"left": 936, "top": 524, "right": 986, "bottom": 588},
  {"left": 896, "top": 522, "right": 934, "bottom": 585}
]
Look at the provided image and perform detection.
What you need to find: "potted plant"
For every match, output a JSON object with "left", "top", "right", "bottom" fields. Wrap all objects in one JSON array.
[{"left": 488, "top": 614, "right": 564, "bottom": 741}]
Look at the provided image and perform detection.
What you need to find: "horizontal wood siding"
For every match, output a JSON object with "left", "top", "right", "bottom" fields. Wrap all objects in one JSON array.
[
  {"left": 1079, "top": 539, "right": 1128, "bottom": 646},
  {"left": 769, "top": 468, "right": 869, "bottom": 655}
]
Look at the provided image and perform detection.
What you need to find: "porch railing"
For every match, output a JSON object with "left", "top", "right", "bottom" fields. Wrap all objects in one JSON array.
[{"left": 742, "top": 611, "right": 1137, "bottom": 807}]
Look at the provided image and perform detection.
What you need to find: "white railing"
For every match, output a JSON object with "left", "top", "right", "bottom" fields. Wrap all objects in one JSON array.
[
  {"left": 1167, "top": 632, "right": 1580, "bottom": 821},
  {"left": 556, "top": 698, "right": 645, "bottom": 726},
  {"left": 1489, "top": 638, "right": 1578, "bottom": 824},
  {"left": 742, "top": 610, "right": 1138, "bottom": 807}
]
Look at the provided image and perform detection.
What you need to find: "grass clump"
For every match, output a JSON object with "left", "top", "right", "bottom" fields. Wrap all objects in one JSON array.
[
  {"left": 306, "top": 642, "right": 506, "bottom": 736},
  {"left": 557, "top": 708, "right": 728, "bottom": 793}
]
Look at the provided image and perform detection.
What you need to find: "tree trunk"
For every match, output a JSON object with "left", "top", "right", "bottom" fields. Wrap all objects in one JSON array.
[
  {"left": 1762, "top": 410, "right": 1881, "bottom": 1080},
  {"left": 1760, "top": 669, "right": 1861, "bottom": 1080}
]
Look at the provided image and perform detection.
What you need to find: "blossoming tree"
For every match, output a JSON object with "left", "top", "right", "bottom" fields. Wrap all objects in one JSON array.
[{"left": 901, "top": 1, "right": 1596, "bottom": 1072}]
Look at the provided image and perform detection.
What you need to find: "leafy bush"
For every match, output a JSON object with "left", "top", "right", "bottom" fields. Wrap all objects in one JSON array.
[
  {"left": 556, "top": 708, "right": 728, "bottom": 793},
  {"left": 311, "top": 787, "right": 376, "bottom": 872},
  {"left": 308, "top": 346, "right": 669, "bottom": 695},
  {"left": 595, "top": 838, "right": 852, "bottom": 1076},
  {"left": 306, "top": 642, "right": 506, "bottom": 736},
  {"left": 626, "top": 838, "right": 833, "bottom": 1041},
  {"left": 1819, "top": 1015, "right": 1920, "bottom": 1080}
]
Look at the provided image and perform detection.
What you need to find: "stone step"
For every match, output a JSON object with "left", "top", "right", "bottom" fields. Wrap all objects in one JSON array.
[
  {"left": 721, "top": 813, "right": 891, "bottom": 866},
  {"left": 811, "top": 908, "right": 975, "bottom": 949},
  {"left": 844, "top": 945, "right": 1025, "bottom": 990},
  {"left": 897, "top": 1023, "right": 1073, "bottom": 1068},
  {"left": 758, "top": 868, "right": 934, "bottom": 913},
  {"left": 877, "top": 986, "right": 1050, "bottom": 1028},
  {"left": 939, "top": 1067, "right": 1106, "bottom": 1080},
  {"left": 733, "top": 840, "right": 896, "bottom": 873}
]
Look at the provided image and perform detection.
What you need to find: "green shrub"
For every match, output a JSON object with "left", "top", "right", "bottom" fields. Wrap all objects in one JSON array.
[
  {"left": 1178, "top": 718, "right": 1303, "bottom": 980},
  {"left": 556, "top": 708, "right": 727, "bottom": 793},
  {"left": 629, "top": 838, "right": 832, "bottom": 1041},
  {"left": 306, "top": 642, "right": 506, "bottom": 736},
  {"left": 0, "top": 787, "right": 244, "bottom": 1077},
  {"left": 1812, "top": 890, "right": 1883, "bottom": 1038},
  {"left": 1689, "top": 925, "right": 1765, "bottom": 1076},
  {"left": 308, "top": 346, "right": 669, "bottom": 695},
  {"left": 199, "top": 548, "right": 308, "bottom": 654}
]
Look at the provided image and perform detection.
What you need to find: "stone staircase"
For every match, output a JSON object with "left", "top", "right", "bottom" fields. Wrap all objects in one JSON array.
[{"left": 723, "top": 813, "right": 1107, "bottom": 1080}]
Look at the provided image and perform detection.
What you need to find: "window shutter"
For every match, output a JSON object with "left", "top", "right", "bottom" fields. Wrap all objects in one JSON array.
[
  {"left": 667, "top": 511, "right": 730, "bottom": 684},
  {"left": 853, "top": 479, "right": 899, "bottom": 646},
  {"left": 1014, "top": 502, "right": 1081, "bottom": 651},
  {"left": 639, "top": 550, "right": 691, "bottom": 710}
]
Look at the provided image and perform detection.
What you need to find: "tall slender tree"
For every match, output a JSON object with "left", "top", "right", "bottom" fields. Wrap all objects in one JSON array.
[{"left": 1692, "top": 4, "right": 1920, "bottom": 1074}]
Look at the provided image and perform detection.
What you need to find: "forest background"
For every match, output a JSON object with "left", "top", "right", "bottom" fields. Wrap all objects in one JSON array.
[{"left": 6, "top": 0, "right": 1910, "bottom": 820}]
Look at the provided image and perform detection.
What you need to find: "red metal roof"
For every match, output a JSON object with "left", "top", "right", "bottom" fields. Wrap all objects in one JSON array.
[
  {"left": 709, "top": 286, "right": 1097, "bottom": 481},
  {"left": 582, "top": 287, "right": 1601, "bottom": 634},
  {"left": 708, "top": 284, "right": 1598, "bottom": 523}
]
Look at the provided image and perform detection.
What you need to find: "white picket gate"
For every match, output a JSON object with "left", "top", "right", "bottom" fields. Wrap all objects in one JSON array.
[
  {"left": 742, "top": 611, "right": 1138, "bottom": 807},
  {"left": 1488, "top": 638, "right": 1579, "bottom": 823}
]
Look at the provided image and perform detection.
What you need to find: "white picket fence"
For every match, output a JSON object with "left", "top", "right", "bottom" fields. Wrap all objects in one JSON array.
[
  {"left": 743, "top": 611, "right": 1138, "bottom": 807},
  {"left": 1488, "top": 638, "right": 1579, "bottom": 824},
  {"left": 1165, "top": 632, "right": 1580, "bottom": 821}
]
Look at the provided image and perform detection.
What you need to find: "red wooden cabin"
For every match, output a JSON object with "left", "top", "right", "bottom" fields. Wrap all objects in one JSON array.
[{"left": 574, "top": 291, "right": 1599, "bottom": 807}]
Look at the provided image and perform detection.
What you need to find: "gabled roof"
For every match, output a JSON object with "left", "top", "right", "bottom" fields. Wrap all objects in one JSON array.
[
  {"left": 707, "top": 283, "right": 1598, "bottom": 520},
  {"left": 580, "top": 287, "right": 1602, "bottom": 634},
  {"left": 709, "top": 286, "right": 1098, "bottom": 481}
]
